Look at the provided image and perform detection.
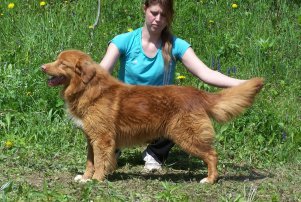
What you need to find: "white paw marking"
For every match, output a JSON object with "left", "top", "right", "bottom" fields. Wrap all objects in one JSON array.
[
  {"left": 200, "top": 177, "right": 209, "bottom": 184},
  {"left": 74, "top": 175, "right": 91, "bottom": 183},
  {"left": 74, "top": 175, "right": 83, "bottom": 181}
]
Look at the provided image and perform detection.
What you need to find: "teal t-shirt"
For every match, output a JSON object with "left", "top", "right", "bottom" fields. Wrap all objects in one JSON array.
[{"left": 110, "top": 27, "right": 191, "bottom": 86}]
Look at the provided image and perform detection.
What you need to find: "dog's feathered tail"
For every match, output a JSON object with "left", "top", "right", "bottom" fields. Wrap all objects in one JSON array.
[{"left": 206, "top": 77, "right": 264, "bottom": 123}]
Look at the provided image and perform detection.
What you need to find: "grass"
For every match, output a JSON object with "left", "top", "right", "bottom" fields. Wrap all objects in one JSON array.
[{"left": 0, "top": 0, "right": 301, "bottom": 201}]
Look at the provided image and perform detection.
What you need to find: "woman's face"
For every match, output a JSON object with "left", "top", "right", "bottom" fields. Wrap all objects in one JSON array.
[{"left": 144, "top": 3, "right": 168, "bottom": 34}]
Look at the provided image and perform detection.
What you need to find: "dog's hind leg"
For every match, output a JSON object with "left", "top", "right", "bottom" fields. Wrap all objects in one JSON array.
[
  {"left": 197, "top": 147, "right": 218, "bottom": 184},
  {"left": 170, "top": 115, "right": 218, "bottom": 184},
  {"left": 176, "top": 134, "right": 218, "bottom": 184}
]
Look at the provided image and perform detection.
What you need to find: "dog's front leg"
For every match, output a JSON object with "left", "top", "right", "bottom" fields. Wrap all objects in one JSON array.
[
  {"left": 91, "top": 136, "right": 116, "bottom": 181},
  {"left": 74, "top": 139, "right": 95, "bottom": 182},
  {"left": 84, "top": 139, "right": 95, "bottom": 178}
]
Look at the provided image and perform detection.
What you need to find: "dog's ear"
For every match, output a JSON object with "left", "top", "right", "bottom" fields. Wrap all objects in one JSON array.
[{"left": 75, "top": 59, "right": 96, "bottom": 84}]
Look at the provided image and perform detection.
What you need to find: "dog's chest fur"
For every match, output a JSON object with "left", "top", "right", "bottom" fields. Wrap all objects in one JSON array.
[
  {"left": 66, "top": 104, "right": 84, "bottom": 129},
  {"left": 70, "top": 115, "right": 84, "bottom": 129}
]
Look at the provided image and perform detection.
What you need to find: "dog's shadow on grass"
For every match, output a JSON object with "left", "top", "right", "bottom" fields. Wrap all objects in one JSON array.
[
  {"left": 110, "top": 149, "right": 271, "bottom": 183},
  {"left": 109, "top": 172, "right": 203, "bottom": 183},
  {"left": 219, "top": 164, "right": 273, "bottom": 182}
]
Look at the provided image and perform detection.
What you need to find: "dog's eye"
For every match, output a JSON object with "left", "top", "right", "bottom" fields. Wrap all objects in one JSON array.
[{"left": 60, "top": 62, "right": 67, "bottom": 67}]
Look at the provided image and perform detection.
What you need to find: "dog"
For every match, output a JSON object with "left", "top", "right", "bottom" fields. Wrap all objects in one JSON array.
[{"left": 41, "top": 50, "right": 264, "bottom": 184}]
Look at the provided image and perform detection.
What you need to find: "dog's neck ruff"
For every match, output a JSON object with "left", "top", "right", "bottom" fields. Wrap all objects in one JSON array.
[{"left": 66, "top": 104, "right": 84, "bottom": 129}]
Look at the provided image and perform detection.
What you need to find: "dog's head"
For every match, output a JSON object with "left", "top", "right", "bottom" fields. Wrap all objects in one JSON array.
[{"left": 41, "top": 50, "right": 96, "bottom": 87}]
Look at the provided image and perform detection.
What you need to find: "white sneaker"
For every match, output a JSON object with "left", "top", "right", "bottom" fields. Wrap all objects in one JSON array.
[{"left": 142, "top": 151, "right": 162, "bottom": 171}]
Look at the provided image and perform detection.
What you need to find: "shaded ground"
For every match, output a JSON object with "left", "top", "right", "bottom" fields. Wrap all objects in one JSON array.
[{"left": 1, "top": 148, "right": 300, "bottom": 201}]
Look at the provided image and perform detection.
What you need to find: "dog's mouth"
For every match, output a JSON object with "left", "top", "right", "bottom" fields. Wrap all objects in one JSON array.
[{"left": 48, "top": 76, "right": 67, "bottom": 86}]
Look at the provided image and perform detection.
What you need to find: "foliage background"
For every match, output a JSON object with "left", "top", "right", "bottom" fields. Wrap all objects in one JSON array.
[{"left": 0, "top": 0, "right": 300, "bottom": 201}]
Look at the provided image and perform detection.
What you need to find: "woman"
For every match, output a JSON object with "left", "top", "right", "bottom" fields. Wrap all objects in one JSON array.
[{"left": 100, "top": 0, "right": 246, "bottom": 171}]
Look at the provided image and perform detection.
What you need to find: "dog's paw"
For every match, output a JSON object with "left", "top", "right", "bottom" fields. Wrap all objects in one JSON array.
[
  {"left": 200, "top": 177, "right": 209, "bottom": 184},
  {"left": 74, "top": 175, "right": 91, "bottom": 183},
  {"left": 200, "top": 177, "right": 216, "bottom": 184}
]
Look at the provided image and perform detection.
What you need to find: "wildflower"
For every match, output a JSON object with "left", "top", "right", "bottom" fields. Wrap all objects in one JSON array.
[
  {"left": 232, "top": 66, "right": 237, "bottom": 74},
  {"left": 5, "top": 141, "right": 13, "bottom": 148},
  {"left": 26, "top": 92, "right": 32, "bottom": 96},
  {"left": 177, "top": 75, "right": 186, "bottom": 80},
  {"left": 40, "top": 1, "right": 46, "bottom": 6},
  {"left": 217, "top": 57, "right": 221, "bottom": 72},
  {"left": 8, "top": 3, "right": 15, "bottom": 9},
  {"left": 208, "top": 20, "right": 214, "bottom": 24},
  {"left": 211, "top": 56, "right": 215, "bottom": 69},
  {"left": 127, "top": 28, "right": 133, "bottom": 32},
  {"left": 281, "top": 131, "right": 287, "bottom": 143},
  {"left": 231, "top": 3, "right": 238, "bottom": 9},
  {"left": 88, "top": 25, "right": 94, "bottom": 29},
  {"left": 227, "top": 67, "right": 231, "bottom": 75}
]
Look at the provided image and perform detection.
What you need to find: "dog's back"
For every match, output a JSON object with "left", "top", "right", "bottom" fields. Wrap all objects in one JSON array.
[{"left": 112, "top": 78, "right": 263, "bottom": 148}]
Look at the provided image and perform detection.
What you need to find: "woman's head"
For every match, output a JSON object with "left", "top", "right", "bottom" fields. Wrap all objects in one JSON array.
[
  {"left": 143, "top": 0, "right": 175, "bottom": 70},
  {"left": 144, "top": 0, "right": 174, "bottom": 30}
]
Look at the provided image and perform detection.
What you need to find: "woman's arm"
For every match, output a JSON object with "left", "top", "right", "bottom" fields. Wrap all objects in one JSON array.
[
  {"left": 99, "top": 43, "right": 120, "bottom": 73},
  {"left": 181, "top": 47, "right": 246, "bottom": 88}
]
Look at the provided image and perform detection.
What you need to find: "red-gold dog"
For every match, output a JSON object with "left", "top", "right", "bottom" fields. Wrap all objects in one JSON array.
[{"left": 41, "top": 50, "right": 264, "bottom": 184}]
